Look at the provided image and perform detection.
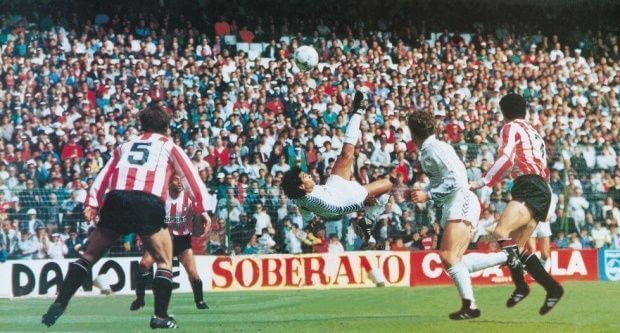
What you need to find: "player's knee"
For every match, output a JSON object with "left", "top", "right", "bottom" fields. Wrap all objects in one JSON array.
[
  {"left": 150, "top": 251, "right": 171, "bottom": 267},
  {"left": 439, "top": 250, "right": 458, "bottom": 267},
  {"left": 340, "top": 148, "right": 354, "bottom": 160},
  {"left": 493, "top": 226, "right": 509, "bottom": 240}
]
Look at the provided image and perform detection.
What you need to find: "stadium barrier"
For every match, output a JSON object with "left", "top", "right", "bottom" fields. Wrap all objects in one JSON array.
[
  {"left": 598, "top": 249, "right": 620, "bottom": 281},
  {"left": 0, "top": 249, "right": 602, "bottom": 298}
]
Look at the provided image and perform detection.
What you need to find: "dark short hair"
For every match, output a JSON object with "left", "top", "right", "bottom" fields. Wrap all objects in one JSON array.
[
  {"left": 139, "top": 104, "right": 171, "bottom": 134},
  {"left": 499, "top": 93, "right": 526, "bottom": 121},
  {"left": 281, "top": 166, "right": 306, "bottom": 199},
  {"left": 407, "top": 111, "right": 435, "bottom": 141}
]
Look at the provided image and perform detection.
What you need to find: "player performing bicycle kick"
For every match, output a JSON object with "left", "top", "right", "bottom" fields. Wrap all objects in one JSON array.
[{"left": 281, "top": 91, "right": 395, "bottom": 244}]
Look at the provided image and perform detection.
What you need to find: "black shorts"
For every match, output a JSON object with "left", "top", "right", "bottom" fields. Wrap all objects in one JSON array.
[
  {"left": 511, "top": 175, "right": 551, "bottom": 222},
  {"left": 99, "top": 190, "right": 166, "bottom": 236},
  {"left": 172, "top": 234, "right": 192, "bottom": 257}
]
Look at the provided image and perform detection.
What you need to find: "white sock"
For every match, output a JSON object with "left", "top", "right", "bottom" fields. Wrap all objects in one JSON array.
[
  {"left": 344, "top": 114, "right": 362, "bottom": 145},
  {"left": 446, "top": 261, "right": 476, "bottom": 307},
  {"left": 462, "top": 252, "right": 507, "bottom": 273},
  {"left": 540, "top": 257, "right": 550, "bottom": 271}
]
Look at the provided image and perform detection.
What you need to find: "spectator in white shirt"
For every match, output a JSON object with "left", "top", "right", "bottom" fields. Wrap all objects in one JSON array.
[
  {"left": 370, "top": 141, "right": 391, "bottom": 168},
  {"left": 327, "top": 233, "right": 345, "bottom": 253},
  {"left": 591, "top": 222, "right": 611, "bottom": 248},
  {"left": 46, "top": 233, "right": 68, "bottom": 259},
  {"left": 257, "top": 228, "right": 276, "bottom": 254},
  {"left": 596, "top": 146, "right": 617, "bottom": 170},
  {"left": 568, "top": 186, "right": 589, "bottom": 232},
  {"left": 322, "top": 141, "right": 338, "bottom": 163},
  {"left": 271, "top": 155, "right": 291, "bottom": 176},
  {"left": 253, "top": 203, "right": 274, "bottom": 236},
  {"left": 285, "top": 222, "right": 303, "bottom": 254},
  {"left": 568, "top": 234, "right": 582, "bottom": 250}
]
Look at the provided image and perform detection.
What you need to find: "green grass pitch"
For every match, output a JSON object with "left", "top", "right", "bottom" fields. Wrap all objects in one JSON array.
[{"left": 1, "top": 281, "right": 618, "bottom": 333}]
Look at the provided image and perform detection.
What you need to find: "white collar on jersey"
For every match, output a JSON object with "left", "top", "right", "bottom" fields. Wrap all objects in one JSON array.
[{"left": 421, "top": 135, "right": 437, "bottom": 151}]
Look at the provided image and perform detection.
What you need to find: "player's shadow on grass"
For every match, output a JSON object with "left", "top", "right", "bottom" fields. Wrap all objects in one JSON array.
[{"left": 475, "top": 320, "right": 572, "bottom": 326}]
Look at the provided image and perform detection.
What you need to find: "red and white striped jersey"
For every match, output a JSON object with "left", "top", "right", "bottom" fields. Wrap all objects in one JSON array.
[
  {"left": 85, "top": 132, "right": 212, "bottom": 214},
  {"left": 165, "top": 191, "right": 195, "bottom": 236},
  {"left": 483, "top": 119, "right": 550, "bottom": 187}
]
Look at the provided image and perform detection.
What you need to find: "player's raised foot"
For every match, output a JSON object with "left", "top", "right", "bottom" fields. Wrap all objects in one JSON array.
[
  {"left": 539, "top": 285, "right": 564, "bottom": 315},
  {"left": 130, "top": 298, "right": 145, "bottom": 311},
  {"left": 150, "top": 315, "right": 178, "bottom": 329},
  {"left": 42, "top": 302, "right": 65, "bottom": 327},
  {"left": 351, "top": 90, "right": 368, "bottom": 116},
  {"left": 196, "top": 300, "right": 209, "bottom": 310},
  {"left": 448, "top": 299, "right": 480, "bottom": 320},
  {"left": 506, "top": 286, "right": 530, "bottom": 308}
]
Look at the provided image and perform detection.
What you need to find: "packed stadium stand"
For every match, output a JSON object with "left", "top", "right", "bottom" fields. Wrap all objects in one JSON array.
[{"left": 0, "top": 0, "right": 619, "bottom": 261}]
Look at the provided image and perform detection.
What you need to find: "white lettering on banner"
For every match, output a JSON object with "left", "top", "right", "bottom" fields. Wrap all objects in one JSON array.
[
  {"left": 550, "top": 250, "right": 587, "bottom": 276},
  {"left": 567, "top": 251, "right": 587, "bottom": 276},
  {"left": 421, "top": 252, "right": 443, "bottom": 278}
]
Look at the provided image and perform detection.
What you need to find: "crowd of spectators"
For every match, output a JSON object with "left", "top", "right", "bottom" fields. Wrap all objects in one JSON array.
[{"left": 0, "top": 3, "right": 619, "bottom": 260}]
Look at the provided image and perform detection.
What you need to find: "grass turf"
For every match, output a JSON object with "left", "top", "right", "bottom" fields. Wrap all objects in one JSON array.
[{"left": 0, "top": 281, "right": 618, "bottom": 333}]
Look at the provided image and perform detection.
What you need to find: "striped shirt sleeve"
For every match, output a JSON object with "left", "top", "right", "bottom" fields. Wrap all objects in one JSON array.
[
  {"left": 85, "top": 148, "right": 121, "bottom": 208},
  {"left": 483, "top": 123, "right": 517, "bottom": 187},
  {"left": 169, "top": 144, "right": 212, "bottom": 214}
]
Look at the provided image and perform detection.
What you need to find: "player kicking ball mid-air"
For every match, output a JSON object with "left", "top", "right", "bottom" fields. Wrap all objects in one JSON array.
[
  {"left": 408, "top": 111, "right": 511, "bottom": 320},
  {"left": 282, "top": 91, "right": 394, "bottom": 244},
  {"left": 42, "top": 105, "right": 213, "bottom": 329},
  {"left": 470, "top": 93, "right": 564, "bottom": 315},
  {"left": 130, "top": 174, "right": 209, "bottom": 312}
]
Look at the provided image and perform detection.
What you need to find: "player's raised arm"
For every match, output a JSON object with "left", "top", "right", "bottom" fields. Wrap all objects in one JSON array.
[
  {"left": 169, "top": 144, "right": 212, "bottom": 214},
  {"left": 481, "top": 123, "right": 517, "bottom": 188}
]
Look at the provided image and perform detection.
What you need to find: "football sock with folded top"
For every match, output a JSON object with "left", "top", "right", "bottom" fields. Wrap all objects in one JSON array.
[
  {"left": 153, "top": 268, "right": 173, "bottom": 318},
  {"left": 56, "top": 257, "right": 92, "bottom": 308}
]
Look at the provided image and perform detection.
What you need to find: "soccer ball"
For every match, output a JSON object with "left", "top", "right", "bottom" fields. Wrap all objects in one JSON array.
[
  {"left": 93, "top": 274, "right": 112, "bottom": 295},
  {"left": 293, "top": 45, "right": 319, "bottom": 72}
]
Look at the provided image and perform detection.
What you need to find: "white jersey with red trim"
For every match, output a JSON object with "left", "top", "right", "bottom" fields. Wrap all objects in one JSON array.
[
  {"left": 86, "top": 132, "right": 212, "bottom": 214},
  {"left": 165, "top": 191, "right": 194, "bottom": 236},
  {"left": 483, "top": 119, "right": 550, "bottom": 187}
]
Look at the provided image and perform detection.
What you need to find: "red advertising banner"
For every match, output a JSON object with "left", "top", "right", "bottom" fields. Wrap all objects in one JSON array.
[{"left": 410, "top": 249, "right": 599, "bottom": 286}]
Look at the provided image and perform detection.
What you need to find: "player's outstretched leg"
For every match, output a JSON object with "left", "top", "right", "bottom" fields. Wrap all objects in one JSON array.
[
  {"left": 441, "top": 221, "right": 481, "bottom": 320},
  {"left": 42, "top": 227, "right": 119, "bottom": 327},
  {"left": 331, "top": 90, "right": 367, "bottom": 181},
  {"left": 461, "top": 251, "right": 508, "bottom": 273},
  {"left": 131, "top": 255, "right": 154, "bottom": 311}
]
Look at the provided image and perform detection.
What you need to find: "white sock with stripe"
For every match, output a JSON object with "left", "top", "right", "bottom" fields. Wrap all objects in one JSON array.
[
  {"left": 462, "top": 252, "right": 507, "bottom": 273},
  {"left": 446, "top": 261, "right": 476, "bottom": 308},
  {"left": 344, "top": 114, "right": 362, "bottom": 145}
]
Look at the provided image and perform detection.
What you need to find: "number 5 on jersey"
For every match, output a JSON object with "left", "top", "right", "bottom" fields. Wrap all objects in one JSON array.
[{"left": 127, "top": 142, "right": 152, "bottom": 165}]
